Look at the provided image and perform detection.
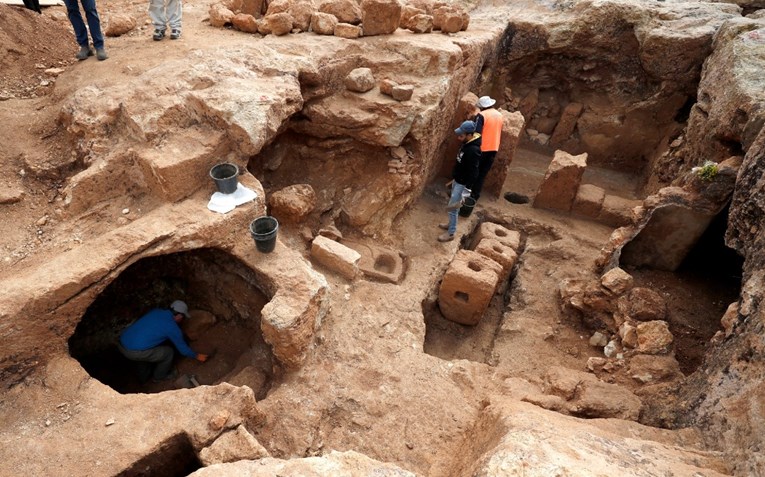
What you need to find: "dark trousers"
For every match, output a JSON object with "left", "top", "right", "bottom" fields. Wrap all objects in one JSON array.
[
  {"left": 118, "top": 343, "right": 175, "bottom": 382},
  {"left": 63, "top": 0, "right": 104, "bottom": 49},
  {"left": 471, "top": 151, "right": 497, "bottom": 201},
  {"left": 23, "top": 0, "right": 41, "bottom": 13}
]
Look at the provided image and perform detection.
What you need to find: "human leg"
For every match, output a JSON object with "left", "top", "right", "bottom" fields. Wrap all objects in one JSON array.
[
  {"left": 79, "top": 0, "right": 104, "bottom": 49},
  {"left": 471, "top": 151, "right": 496, "bottom": 201},
  {"left": 118, "top": 344, "right": 176, "bottom": 381},
  {"left": 167, "top": 0, "right": 182, "bottom": 35},
  {"left": 149, "top": 0, "right": 168, "bottom": 33},
  {"left": 63, "top": 0, "right": 89, "bottom": 47},
  {"left": 446, "top": 182, "right": 465, "bottom": 236}
]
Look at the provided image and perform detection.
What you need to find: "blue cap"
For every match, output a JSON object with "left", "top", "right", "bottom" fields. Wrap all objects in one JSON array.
[{"left": 454, "top": 120, "right": 476, "bottom": 135}]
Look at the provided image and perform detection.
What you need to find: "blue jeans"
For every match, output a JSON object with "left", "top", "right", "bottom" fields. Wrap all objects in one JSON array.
[
  {"left": 446, "top": 182, "right": 467, "bottom": 235},
  {"left": 64, "top": 0, "right": 104, "bottom": 49}
]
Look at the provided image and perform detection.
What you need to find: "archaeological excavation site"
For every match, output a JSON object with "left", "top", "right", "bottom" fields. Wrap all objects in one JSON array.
[{"left": 2, "top": 0, "right": 765, "bottom": 473}]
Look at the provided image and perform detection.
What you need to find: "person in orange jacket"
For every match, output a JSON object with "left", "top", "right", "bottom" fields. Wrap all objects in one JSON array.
[{"left": 470, "top": 96, "right": 503, "bottom": 201}]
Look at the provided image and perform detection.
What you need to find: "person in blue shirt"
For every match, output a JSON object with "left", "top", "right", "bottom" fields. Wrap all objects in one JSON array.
[{"left": 118, "top": 300, "right": 208, "bottom": 382}]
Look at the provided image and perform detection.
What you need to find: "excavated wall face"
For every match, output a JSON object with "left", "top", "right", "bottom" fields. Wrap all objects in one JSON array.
[
  {"left": 490, "top": 0, "right": 740, "bottom": 174},
  {"left": 69, "top": 248, "right": 274, "bottom": 396}
]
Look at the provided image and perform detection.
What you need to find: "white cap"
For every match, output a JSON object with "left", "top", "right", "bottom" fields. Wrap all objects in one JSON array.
[
  {"left": 170, "top": 300, "right": 190, "bottom": 318},
  {"left": 477, "top": 96, "right": 496, "bottom": 109}
]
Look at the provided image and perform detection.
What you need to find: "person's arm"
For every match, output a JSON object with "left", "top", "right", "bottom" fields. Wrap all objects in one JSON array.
[
  {"left": 474, "top": 113, "right": 485, "bottom": 134},
  {"left": 167, "top": 322, "right": 199, "bottom": 359}
]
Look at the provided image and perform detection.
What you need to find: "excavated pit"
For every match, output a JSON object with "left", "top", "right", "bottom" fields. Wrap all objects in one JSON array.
[
  {"left": 116, "top": 433, "right": 202, "bottom": 477},
  {"left": 623, "top": 204, "right": 744, "bottom": 374},
  {"left": 68, "top": 248, "right": 275, "bottom": 397}
]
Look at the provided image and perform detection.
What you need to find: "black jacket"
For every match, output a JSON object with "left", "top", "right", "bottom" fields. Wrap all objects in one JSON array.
[{"left": 452, "top": 134, "right": 482, "bottom": 188}]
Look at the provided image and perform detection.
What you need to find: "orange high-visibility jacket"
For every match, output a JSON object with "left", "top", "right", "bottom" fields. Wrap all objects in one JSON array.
[{"left": 480, "top": 108, "right": 503, "bottom": 152}]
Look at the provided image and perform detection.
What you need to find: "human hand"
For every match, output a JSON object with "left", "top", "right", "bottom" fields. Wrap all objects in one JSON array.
[{"left": 196, "top": 353, "right": 209, "bottom": 363}]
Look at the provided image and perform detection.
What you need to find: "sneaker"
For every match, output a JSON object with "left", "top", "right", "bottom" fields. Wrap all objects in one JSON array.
[
  {"left": 170, "top": 28, "right": 181, "bottom": 40},
  {"left": 95, "top": 47, "right": 108, "bottom": 61},
  {"left": 438, "top": 223, "right": 449, "bottom": 230},
  {"left": 438, "top": 232, "right": 455, "bottom": 242},
  {"left": 75, "top": 45, "right": 93, "bottom": 60},
  {"left": 153, "top": 28, "right": 165, "bottom": 41}
]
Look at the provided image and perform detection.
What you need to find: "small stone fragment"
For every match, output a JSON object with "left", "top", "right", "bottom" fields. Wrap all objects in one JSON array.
[
  {"left": 334, "top": 22, "right": 362, "bottom": 38},
  {"left": 391, "top": 84, "right": 414, "bottom": 101},
  {"left": 209, "top": 3, "right": 235, "bottom": 27},
  {"left": 105, "top": 418, "right": 115, "bottom": 426},
  {"left": 266, "top": 12, "right": 294, "bottom": 35},
  {"left": 379, "top": 78, "right": 397, "bottom": 96},
  {"left": 589, "top": 332, "right": 608, "bottom": 347},
  {"left": 600, "top": 267, "right": 633, "bottom": 295},
  {"left": 311, "top": 11, "right": 338, "bottom": 34},
  {"left": 345, "top": 67, "right": 375, "bottom": 93}
]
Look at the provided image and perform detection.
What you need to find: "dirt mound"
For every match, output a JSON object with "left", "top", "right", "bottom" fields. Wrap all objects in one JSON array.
[{"left": 0, "top": 5, "right": 75, "bottom": 99}]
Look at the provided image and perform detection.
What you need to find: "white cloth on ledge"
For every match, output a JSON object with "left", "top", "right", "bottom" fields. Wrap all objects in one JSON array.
[{"left": 207, "top": 183, "right": 257, "bottom": 214}]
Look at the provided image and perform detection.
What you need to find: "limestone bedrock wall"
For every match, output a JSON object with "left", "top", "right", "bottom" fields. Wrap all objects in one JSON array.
[
  {"left": 491, "top": 0, "right": 739, "bottom": 172},
  {"left": 250, "top": 17, "right": 508, "bottom": 236},
  {"left": 639, "top": 17, "right": 765, "bottom": 476},
  {"left": 0, "top": 186, "right": 329, "bottom": 387}
]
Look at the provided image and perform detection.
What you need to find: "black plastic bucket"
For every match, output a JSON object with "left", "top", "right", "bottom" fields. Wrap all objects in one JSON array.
[
  {"left": 250, "top": 216, "right": 279, "bottom": 253},
  {"left": 459, "top": 197, "right": 477, "bottom": 217},
  {"left": 210, "top": 163, "right": 239, "bottom": 194}
]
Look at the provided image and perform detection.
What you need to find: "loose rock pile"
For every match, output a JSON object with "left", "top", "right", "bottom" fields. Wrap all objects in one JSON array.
[
  {"left": 210, "top": 0, "right": 471, "bottom": 38},
  {"left": 559, "top": 267, "right": 682, "bottom": 386}
]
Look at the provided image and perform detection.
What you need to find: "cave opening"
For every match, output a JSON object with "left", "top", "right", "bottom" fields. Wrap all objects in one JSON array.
[
  {"left": 68, "top": 248, "right": 275, "bottom": 397},
  {"left": 625, "top": 204, "right": 744, "bottom": 374}
]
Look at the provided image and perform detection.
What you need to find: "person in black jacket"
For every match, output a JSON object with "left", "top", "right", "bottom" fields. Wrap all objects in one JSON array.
[{"left": 439, "top": 120, "right": 482, "bottom": 242}]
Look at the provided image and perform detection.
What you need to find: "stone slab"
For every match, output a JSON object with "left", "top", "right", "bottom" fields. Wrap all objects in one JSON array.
[
  {"left": 572, "top": 183, "right": 606, "bottom": 218},
  {"left": 533, "top": 150, "right": 588, "bottom": 212},
  {"left": 311, "top": 235, "right": 361, "bottom": 279}
]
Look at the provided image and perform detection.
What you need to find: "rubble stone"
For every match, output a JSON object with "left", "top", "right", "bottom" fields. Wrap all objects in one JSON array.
[
  {"left": 400, "top": 5, "right": 424, "bottom": 29},
  {"left": 379, "top": 78, "right": 396, "bottom": 96},
  {"left": 543, "top": 367, "right": 641, "bottom": 420},
  {"left": 391, "top": 84, "right": 414, "bottom": 101},
  {"left": 572, "top": 183, "right": 606, "bottom": 218},
  {"left": 210, "top": 3, "right": 235, "bottom": 27},
  {"left": 533, "top": 150, "right": 588, "bottom": 212},
  {"left": 589, "top": 332, "right": 608, "bottom": 347},
  {"left": 199, "top": 425, "right": 270, "bottom": 466},
  {"left": 232, "top": 13, "right": 260, "bottom": 33},
  {"left": 266, "top": 12, "right": 294, "bottom": 35},
  {"left": 600, "top": 267, "right": 633, "bottom": 295},
  {"left": 266, "top": 0, "right": 290, "bottom": 15},
  {"left": 311, "top": 235, "right": 361, "bottom": 279},
  {"left": 290, "top": 2, "right": 315, "bottom": 31},
  {"left": 318, "top": 225, "right": 343, "bottom": 241},
  {"left": 311, "top": 11, "right": 338, "bottom": 34},
  {"left": 104, "top": 14, "right": 137, "bottom": 37},
  {"left": 360, "top": 0, "right": 401, "bottom": 36},
  {"left": 438, "top": 250, "right": 502, "bottom": 325},
  {"left": 550, "top": 102, "right": 584, "bottom": 145},
  {"left": 628, "top": 354, "right": 683, "bottom": 383},
  {"left": 268, "top": 184, "right": 316, "bottom": 222},
  {"left": 618, "top": 287, "right": 667, "bottom": 322},
  {"left": 619, "top": 321, "right": 638, "bottom": 348},
  {"left": 407, "top": 13, "right": 433, "bottom": 33},
  {"left": 637, "top": 320, "right": 674, "bottom": 354},
  {"left": 345, "top": 68, "right": 375, "bottom": 93},
  {"left": 240, "top": 0, "right": 264, "bottom": 17},
  {"left": 319, "top": 0, "right": 361, "bottom": 24},
  {"left": 436, "top": 8, "right": 462, "bottom": 33},
  {"left": 334, "top": 22, "right": 362, "bottom": 38}
]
